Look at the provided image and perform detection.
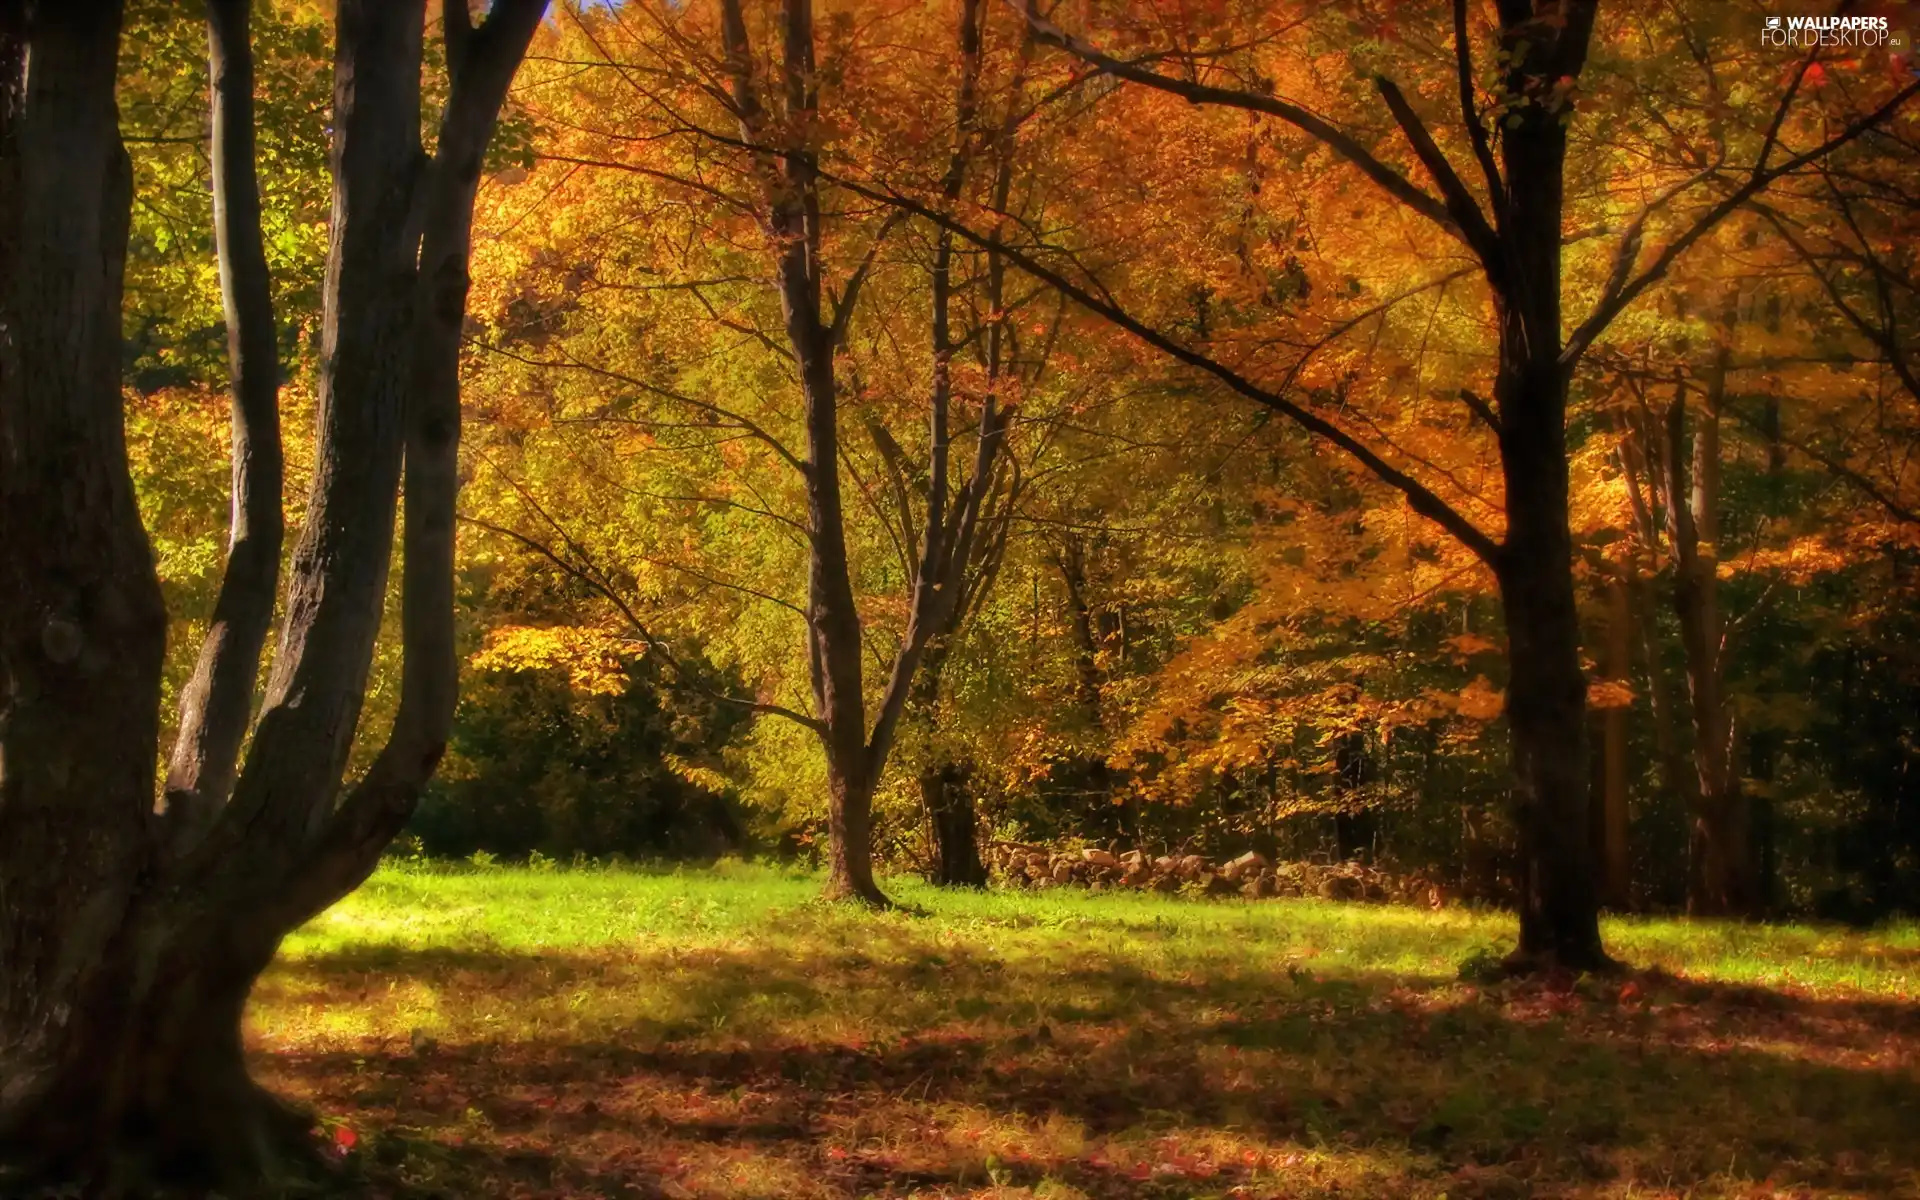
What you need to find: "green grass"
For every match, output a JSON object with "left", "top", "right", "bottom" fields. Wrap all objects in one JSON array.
[{"left": 255, "top": 864, "right": 1920, "bottom": 1198}]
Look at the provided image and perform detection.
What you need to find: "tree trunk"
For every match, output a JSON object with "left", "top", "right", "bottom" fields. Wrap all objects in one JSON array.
[
  {"left": 1748, "top": 730, "right": 1778, "bottom": 913},
  {"left": 1491, "top": 270, "right": 1608, "bottom": 966},
  {"left": 1055, "top": 534, "right": 1130, "bottom": 834},
  {"left": 1, "top": 2, "right": 544, "bottom": 1190},
  {"left": 1668, "top": 321, "right": 1756, "bottom": 917},
  {"left": 1333, "top": 731, "right": 1374, "bottom": 862},
  {"left": 718, "top": 0, "right": 1014, "bottom": 906},
  {"left": 1497, "top": 528, "right": 1608, "bottom": 970},
  {"left": 719, "top": 0, "right": 886, "bottom": 906},
  {"left": 800, "top": 314, "right": 887, "bottom": 907},
  {"left": 1621, "top": 523, "right": 1691, "bottom": 870},
  {"left": 1487, "top": 3, "right": 1610, "bottom": 972},
  {"left": 299, "top": 0, "right": 553, "bottom": 907},
  {"left": 1492, "top": 297, "right": 1609, "bottom": 966},
  {"left": 0, "top": 2, "right": 174, "bottom": 1181},
  {"left": 1599, "top": 575, "right": 1633, "bottom": 908},
  {"left": 823, "top": 748, "right": 887, "bottom": 903},
  {"left": 0, "top": 918, "right": 312, "bottom": 1189},
  {"left": 911, "top": 635, "right": 989, "bottom": 889},
  {"left": 163, "top": 0, "right": 284, "bottom": 843},
  {"left": 923, "top": 761, "right": 987, "bottom": 887}
]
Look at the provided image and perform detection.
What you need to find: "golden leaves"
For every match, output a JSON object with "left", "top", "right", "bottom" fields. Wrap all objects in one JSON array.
[
  {"left": 1587, "top": 679, "right": 1635, "bottom": 711},
  {"left": 1452, "top": 676, "right": 1505, "bottom": 723},
  {"left": 469, "top": 625, "right": 640, "bottom": 697}
]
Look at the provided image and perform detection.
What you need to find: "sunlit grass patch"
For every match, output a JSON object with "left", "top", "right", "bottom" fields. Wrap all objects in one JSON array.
[{"left": 252, "top": 865, "right": 1919, "bottom": 1197}]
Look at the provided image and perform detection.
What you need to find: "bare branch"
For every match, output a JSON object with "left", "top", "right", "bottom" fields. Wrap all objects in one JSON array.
[
  {"left": 1452, "top": 0, "right": 1504, "bottom": 220},
  {"left": 1374, "top": 74, "right": 1497, "bottom": 263},
  {"left": 827, "top": 210, "right": 901, "bottom": 349}
]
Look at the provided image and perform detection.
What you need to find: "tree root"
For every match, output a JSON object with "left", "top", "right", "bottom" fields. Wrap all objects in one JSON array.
[{"left": 0, "top": 1075, "right": 333, "bottom": 1200}]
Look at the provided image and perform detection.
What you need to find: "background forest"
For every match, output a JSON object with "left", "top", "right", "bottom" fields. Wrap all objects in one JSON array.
[{"left": 118, "top": 0, "right": 1918, "bottom": 923}]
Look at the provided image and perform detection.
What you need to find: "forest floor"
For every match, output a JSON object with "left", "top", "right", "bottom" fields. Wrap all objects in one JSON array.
[{"left": 255, "top": 863, "right": 1920, "bottom": 1199}]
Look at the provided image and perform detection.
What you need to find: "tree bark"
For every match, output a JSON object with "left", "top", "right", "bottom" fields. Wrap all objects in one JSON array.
[
  {"left": 1496, "top": 513, "right": 1607, "bottom": 969},
  {"left": 0, "top": 1, "right": 174, "bottom": 1179},
  {"left": 911, "top": 635, "right": 990, "bottom": 888},
  {"left": 718, "top": 0, "right": 883, "bottom": 906},
  {"left": 298, "top": 0, "right": 550, "bottom": 910}
]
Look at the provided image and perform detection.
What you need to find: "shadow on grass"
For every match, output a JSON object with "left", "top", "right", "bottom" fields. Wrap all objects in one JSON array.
[{"left": 257, "top": 941, "right": 1920, "bottom": 1198}]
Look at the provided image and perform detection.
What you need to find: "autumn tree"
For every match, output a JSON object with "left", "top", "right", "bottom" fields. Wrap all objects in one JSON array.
[
  {"left": 861, "top": 0, "right": 1918, "bottom": 968},
  {"left": 0, "top": 0, "right": 543, "bottom": 1188},
  {"left": 455, "top": 0, "right": 1065, "bottom": 903}
]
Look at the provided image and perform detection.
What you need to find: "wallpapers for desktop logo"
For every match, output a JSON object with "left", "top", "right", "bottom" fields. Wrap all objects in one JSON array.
[{"left": 1761, "top": 12, "right": 1892, "bottom": 47}]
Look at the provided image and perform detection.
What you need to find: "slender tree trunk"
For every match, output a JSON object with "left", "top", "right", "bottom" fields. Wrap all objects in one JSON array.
[
  {"left": 1599, "top": 575, "right": 1633, "bottom": 908},
  {"left": 1058, "top": 535, "right": 1104, "bottom": 717},
  {"left": 911, "top": 639, "right": 988, "bottom": 888},
  {"left": 719, "top": 0, "right": 885, "bottom": 906},
  {"left": 1054, "top": 535, "right": 1127, "bottom": 834},
  {"left": 794, "top": 282, "right": 886, "bottom": 905},
  {"left": 1668, "top": 317, "right": 1756, "bottom": 917},
  {"left": 923, "top": 760, "right": 987, "bottom": 887},
  {"left": 1618, "top": 428, "right": 1693, "bottom": 881},
  {"left": 1333, "top": 732, "right": 1374, "bottom": 862},
  {"left": 163, "top": 0, "right": 284, "bottom": 843},
  {"left": 717, "top": 0, "right": 1014, "bottom": 905},
  {"left": 292, "top": 0, "right": 551, "bottom": 911}
]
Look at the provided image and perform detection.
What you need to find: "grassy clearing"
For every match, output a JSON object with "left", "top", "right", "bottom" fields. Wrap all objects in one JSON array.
[{"left": 254, "top": 864, "right": 1920, "bottom": 1198}]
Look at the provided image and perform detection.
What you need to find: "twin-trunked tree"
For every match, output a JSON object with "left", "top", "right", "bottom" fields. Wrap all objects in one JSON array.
[{"left": 0, "top": 0, "right": 544, "bottom": 1188}]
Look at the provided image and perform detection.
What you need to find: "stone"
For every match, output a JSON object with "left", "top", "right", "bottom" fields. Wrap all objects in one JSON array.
[
  {"left": 1082, "top": 848, "right": 1118, "bottom": 868},
  {"left": 1224, "top": 850, "right": 1271, "bottom": 880},
  {"left": 1319, "top": 874, "right": 1364, "bottom": 901}
]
